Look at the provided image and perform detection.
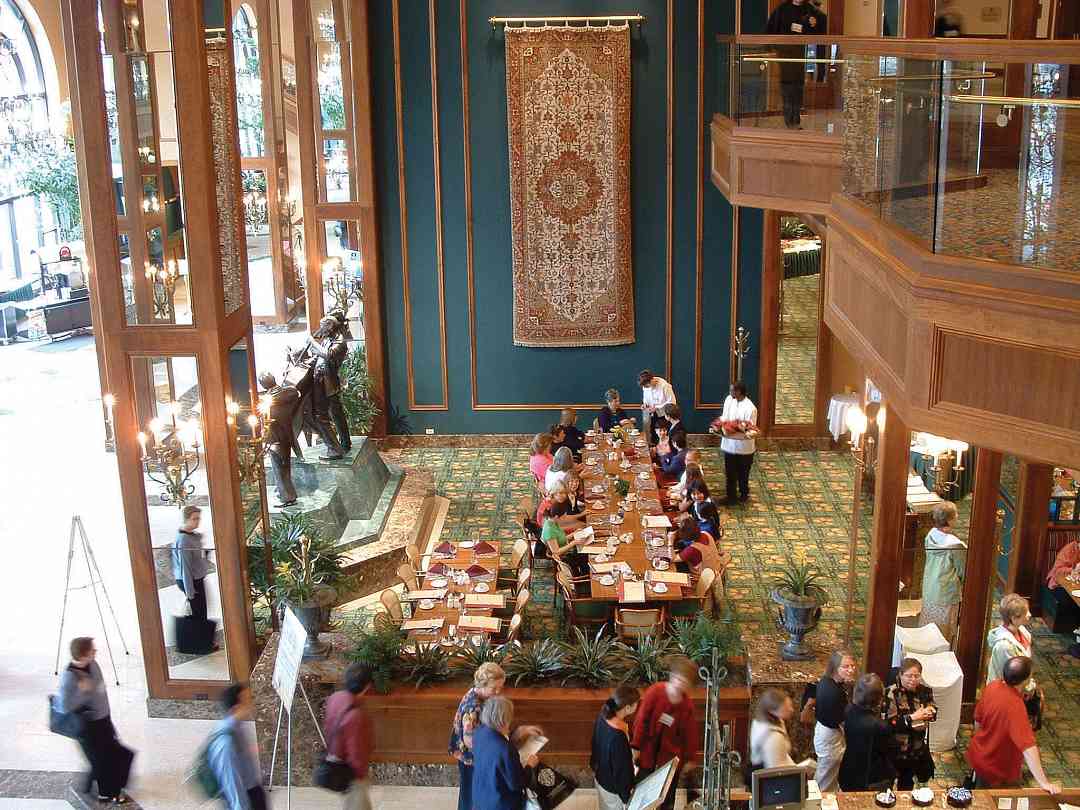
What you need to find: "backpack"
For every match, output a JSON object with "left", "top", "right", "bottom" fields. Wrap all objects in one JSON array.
[{"left": 185, "top": 728, "right": 229, "bottom": 800}]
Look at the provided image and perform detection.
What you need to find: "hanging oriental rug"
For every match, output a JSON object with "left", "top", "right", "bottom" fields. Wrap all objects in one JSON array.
[{"left": 505, "top": 24, "right": 634, "bottom": 347}]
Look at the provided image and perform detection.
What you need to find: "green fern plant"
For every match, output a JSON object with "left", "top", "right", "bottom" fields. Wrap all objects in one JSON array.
[
  {"left": 617, "top": 634, "right": 676, "bottom": 686},
  {"left": 348, "top": 624, "right": 404, "bottom": 694},
  {"left": 671, "top": 614, "right": 741, "bottom": 666},
  {"left": 503, "top": 639, "right": 566, "bottom": 686},
  {"left": 397, "top": 643, "right": 453, "bottom": 688},
  {"left": 452, "top": 635, "right": 508, "bottom": 673},
  {"left": 614, "top": 479, "right": 630, "bottom": 498},
  {"left": 339, "top": 344, "right": 380, "bottom": 436},
  {"left": 560, "top": 625, "right": 621, "bottom": 688},
  {"left": 773, "top": 560, "right": 829, "bottom": 603}
]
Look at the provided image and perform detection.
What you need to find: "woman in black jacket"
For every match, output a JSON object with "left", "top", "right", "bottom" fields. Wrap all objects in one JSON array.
[
  {"left": 884, "top": 659, "right": 937, "bottom": 789},
  {"left": 839, "top": 674, "right": 896, "bottom": 792},
  {"left": 591, "top": 686, "right": 640, "bottom": 810}
]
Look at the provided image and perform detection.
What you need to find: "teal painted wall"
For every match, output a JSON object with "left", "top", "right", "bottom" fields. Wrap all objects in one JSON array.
[{"left": 371, "top": 0, "right": 763, "bottom": 433}]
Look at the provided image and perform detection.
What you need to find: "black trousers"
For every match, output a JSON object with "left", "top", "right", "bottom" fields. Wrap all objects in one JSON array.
[
  {"left": 780, "top": 82, "right": 804, "bottom": 127},
  {"left": 177, "top": 577, "right": 208, "bottom": 622},
  {"left": 895, "top": 753, "right": 934, "bottom": 789},
  {"left": 77, "top": 716, "right": 133, "bottom": 798},
  {"left": 724, "top": 452, "right": 755, "bottom": 500},
  {"left": 248, "top": 786, "right": 268, "bottom": 810}
]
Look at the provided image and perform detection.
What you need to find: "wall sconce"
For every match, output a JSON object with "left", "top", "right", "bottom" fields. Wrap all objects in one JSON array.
[
  {"left": 137, "top": 404, "right": 202, "bottom": 507},
  {"left": 230, "top": 396, "right": 275, "bottom": 486},
  {"left": 141, "top": 195, "right": 160, "bottom": 213}
]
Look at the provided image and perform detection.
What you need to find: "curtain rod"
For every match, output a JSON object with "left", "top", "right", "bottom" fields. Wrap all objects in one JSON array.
[{"left": 490, "top": 14, "right": 644, "bottom": 29}]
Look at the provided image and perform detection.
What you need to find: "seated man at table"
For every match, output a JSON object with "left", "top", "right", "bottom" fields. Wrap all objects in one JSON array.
[
  {"left": 598, "top": 389, "right": 630, "bottom": 433},
  {"left": 542, "top": 517, "right": 591, "bottom": 578},
  {"left": 552, "top": 408, "right": 586, "bottom": 461}
]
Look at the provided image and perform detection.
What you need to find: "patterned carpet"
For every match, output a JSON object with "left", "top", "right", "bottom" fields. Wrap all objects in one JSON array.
[
  {"left": 366, "top": 444, "right": 1080, "bottom": 786},
  {"left": 776, "top": 274, "right": 820, "bottom": 425}
]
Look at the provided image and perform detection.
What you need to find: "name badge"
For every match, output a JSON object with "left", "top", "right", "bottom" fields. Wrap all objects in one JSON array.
[
  {"left": 791, "top": 22, "right": 803, "bottom": 32},
  {"left": 659, "top": 712, "right": 675, "bottom": 728}
]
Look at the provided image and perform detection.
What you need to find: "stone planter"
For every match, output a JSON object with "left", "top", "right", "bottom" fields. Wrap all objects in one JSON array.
[
  {"left": 288, "top": 602, "right": 332, "bottom": 659},
  {"left": 770, "top": 588, "right": 824, "bottom": 661}
]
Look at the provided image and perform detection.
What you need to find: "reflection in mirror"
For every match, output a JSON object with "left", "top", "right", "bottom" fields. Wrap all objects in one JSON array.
[
  {"left": 321, "top": 220, "right": 364, "bottom": 337},
  {"left": 232, "top": 5, "right": 265, "bottom": 159},
  {"left": 775, "top": 216, "right": 821, "bottom": 425},
  {"left": 321, "top": 137, "right": 350, "bottom": 202},
  {"left": 102, "top": 55, "right": 125, "bottom": 216},
  {"left": 907, "top": 432, "right": 976, "bottom": 646},
  {"left": 131, "top": 355, "right": 230, "bottom": 681},
  {"left": 242, "top": 170, "right": 275, "bottom": 319},
  {"left": 130, "top": 55, "right": 154, "bottom": 150}
]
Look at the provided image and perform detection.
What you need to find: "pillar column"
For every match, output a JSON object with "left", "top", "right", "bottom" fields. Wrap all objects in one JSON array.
[
  {"left": 955, "top": 450, "right": 1003, "bottom": 704},
  {"left": 1008, "top": 462, "right": 1053, "bottom": 611},
  {"left": 863, "top": 405, "right": 911, "bottom": 679}
]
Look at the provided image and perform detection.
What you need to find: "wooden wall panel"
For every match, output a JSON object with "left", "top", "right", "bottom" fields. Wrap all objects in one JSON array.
[
  {"left": 829, "top": 254, "right": 908, "bottom": 381},
  {"left": 933, "top": 331, "right": 1080, "bottom": 435}
]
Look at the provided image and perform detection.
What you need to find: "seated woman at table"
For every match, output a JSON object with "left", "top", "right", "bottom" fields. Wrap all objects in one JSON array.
[
  {"left": 674, "top": 463, "right": 706, "bottom": 511},
  {"left": 542, "top": 517, "right": 591, "bottom": 578},
  {"left": 687, "top": 481, "right": 723, "bottom": 539},
  {"left": 598, "top": 388, "right": 630, "bottom": 433},
  {"left": 545, "top": 447, "right": 577, "bottom": 493},
  {"left": 553, "top": 408, "right": 586, "bottom": 461},
  {"left": 1046, "top": 538, "right": 1080, "bottom": 624},
  {"left": 528, "top": 433, "right": 554, "bottom": 484},
  {"left": 669, "top": 452, "right": 701, "bottom": 499},
  {"left": 564, "top": 472, "right": 586, "bottom": 514},
  {"left": 883, "top": 658, "right": 936, "bottom": 790},
  {"left": 536, "top": 482, "right": 586, "bottom": 531},
  {"left": 673, "top": 517, "right": 724, "bottom": 572}
]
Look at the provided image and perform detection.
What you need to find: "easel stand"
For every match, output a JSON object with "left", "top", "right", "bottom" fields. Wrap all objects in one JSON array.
[
  {"left": 54, "top": 515, "right": 131, "bottom": 684},
  {"left": 267, "top": 679, "right": 326, "bottom": 810}
]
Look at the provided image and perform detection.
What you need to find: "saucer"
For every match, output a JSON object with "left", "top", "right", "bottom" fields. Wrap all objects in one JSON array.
[
  {"left": 430, "top": 577, "right": 449, "bottom": 588},
  {"left": 585, "top": 443, "right": 598, "bottom": 450},
  {"left": 419, "top": 599, "right": 436, "bottom": 610},
  {"left": 638, "top": 472, "right": 651, "bottom": 479},
  {"left": 648, "top": 538, "right": 665, "bottom": 548},
  {"left": 591, "top": 485, "right": 605, "bottom": 494},
  {"left": 594, "top": 553, "right": 609, "bottom": 563},
  {"left": 473, "top": 582, "right": 490, "bottom": 593},
  {"left": 460, "top": 540, "right": 476, "bottom": 549},
  {"left": 652, "top": 558, "right": 670, "bottom": 570},
  {"left": 650, "top": 582, "right": 669, "bottom": 594},
  {"left": 586, "top": 457, "right": 598, "bottom": 465},
  {"left": 598, "top": 574, "right": 616, "bottom": 586},
  {"left": 609, "top": 515, "right": 624, "bottom": 525}
]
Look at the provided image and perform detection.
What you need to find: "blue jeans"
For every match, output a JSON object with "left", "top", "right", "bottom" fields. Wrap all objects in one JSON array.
[{"left": 458, "top": 760, "right": 473, "bottom": 810}]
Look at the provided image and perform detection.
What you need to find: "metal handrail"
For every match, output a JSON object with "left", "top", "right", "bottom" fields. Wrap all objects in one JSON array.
[{"left": 946, "top": 93, "right": 1080, "bottom": 108}]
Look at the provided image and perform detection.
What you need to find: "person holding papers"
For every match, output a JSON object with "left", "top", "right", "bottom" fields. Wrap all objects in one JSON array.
[
  {"left": 542, "top": 518, "right": 591, "bottom": 577},
  {"left": 472, "top": 696, "right": 540, "bottom": 810}
]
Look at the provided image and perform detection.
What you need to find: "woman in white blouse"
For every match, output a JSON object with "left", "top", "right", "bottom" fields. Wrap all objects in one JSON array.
[
  {"left": 749, "top": 688, "right": 816, "bottom": 772},
  {"left": 545, "top": 447, "right": 575, "bottom": 493}
]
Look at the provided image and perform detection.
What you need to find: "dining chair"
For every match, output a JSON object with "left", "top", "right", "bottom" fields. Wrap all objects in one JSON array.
[
  {"left": 667, "top": 567, "right": 716, "bottom": 621},
  {"left": 396, "top": 562, "right": 419, "bottom": 592},
  {"left": 556, "top": 569, "right": 608, "bottom": 631},
  {"left": 493, "top": 612, "right": 523, "bottom": 646},
  {"left": 375, "top": 588, "right": 404, "bottom": 630},
  {"left": 615, "top": 608, "right": 664, "bottom": 643},
  {"left": 404, "top": 543, "right": 425, "bottom": 576},
  {"left": 496, "top": 539, "right": 530, "bottom": 590}
]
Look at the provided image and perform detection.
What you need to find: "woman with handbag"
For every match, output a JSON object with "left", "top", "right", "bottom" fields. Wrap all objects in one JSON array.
[
  {"left": 320, "top": 663, "right": 375, "bottom": 809},
  {"left": 58, "top": 636, "right": 134, "bottom": 804}
]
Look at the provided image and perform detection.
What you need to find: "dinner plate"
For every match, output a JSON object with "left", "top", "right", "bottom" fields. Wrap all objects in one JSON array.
[
  {"left": 652, "top": 558, "right": 670, "bottom": 570},
  {"left": 430, "top": 577, "right": 449, "bottom": 588},
  {"left": 460, "top": 540, "right": 476, "bottom": 549},
  {"left": 473, "top": 582, "right": 490, "bottom": 593},
  {"left": 594, "top": 553, "right": 609, "bottom": 563},
  {"left": 591, "top": 485, "right": 605, "bottom": 494},
  {"left": 650, "top": 582, "right": 669, "bottom": 594},
  {"left": 585, "top": 443, "right": 598, "bottom": 450},
  {"left": 598, "top": 574, "right": 616, "bottom": 586},
  {"left": 419, "top": 599, "right": 436, "bottom": 610},
  {"left": 630, "top": 429, "right": 640, "bottom": 436},
  {"left": 609, "top": 515, "right": 624, "bottom": 525},
  {"left": 638, "top": 471, "right": 651, "bottom": 479},
  {"left": 589, "top": 501, "right": 606, "bottom": 510}
]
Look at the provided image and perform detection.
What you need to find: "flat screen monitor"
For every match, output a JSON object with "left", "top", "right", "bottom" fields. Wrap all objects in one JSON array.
[{"left": 751, "top": 766, "right": 807, "bottom": 810}]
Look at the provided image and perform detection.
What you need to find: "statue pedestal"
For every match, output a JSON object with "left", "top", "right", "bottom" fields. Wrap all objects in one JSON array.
[{"left": 266, "top": 436, "right": 403, "bottom": 551}]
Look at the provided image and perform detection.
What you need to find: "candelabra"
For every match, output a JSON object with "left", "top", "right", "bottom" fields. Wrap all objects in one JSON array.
[
  {"left": 843, "top": 402, "right": 885, "bottom": 647},
  {"left": 731, "top": 326, "right": 751, "bottom": 382},
  {"left": 144, "top": 259, "right": 179, "bottom": 319},
  {"left": 137, "top": 407, "right": 202, "bottom": 507},
  {"left": 323, "top": 256, "right": 362, "bottom": 318},
  {"left": 242, "top": 190, "right": 269, "bottom": 236},
  {"left": 914, "top": 433, "right": 968, "bottom": 496},
  {"left": 141, "top": 195, "right": 161, "bottom": 213},
  {"left": 228, "top": 397, "right": 274, "bottom": 487}
]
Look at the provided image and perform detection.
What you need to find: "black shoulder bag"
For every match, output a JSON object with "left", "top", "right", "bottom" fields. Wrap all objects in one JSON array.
[{"left": 313, "top": 707, "right": 356, "bottom": 792}]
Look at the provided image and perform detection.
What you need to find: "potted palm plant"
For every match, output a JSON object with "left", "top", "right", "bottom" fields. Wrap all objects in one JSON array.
[
  {"left": 272, "top": 525, "right": 350, "bottom": 659},
  {"left": 771, "top": 561, "right": 828, "bottom": 660}
]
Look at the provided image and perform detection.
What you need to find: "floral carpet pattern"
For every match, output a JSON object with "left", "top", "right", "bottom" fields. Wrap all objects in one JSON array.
[
  {"left": 776, "top": 274, "right": 821, "bottom": 425},
  {"left": 373, "top": 444, "right": 1080, "bottom": 786}
]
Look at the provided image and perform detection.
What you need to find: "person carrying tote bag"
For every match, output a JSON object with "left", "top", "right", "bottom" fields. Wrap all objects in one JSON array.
[{"left": 319, "top": 663, "right": 376, "bottom": 809}]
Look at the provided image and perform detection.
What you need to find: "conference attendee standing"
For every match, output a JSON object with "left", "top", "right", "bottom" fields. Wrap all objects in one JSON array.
[
  {"left": 884, "top": 658, "right": 937, "bottom": 789},
  {"left": 631, "top": 657, "right": 699, "bottom": 810},
  {"left": 449, "top": 663, "right": 506, "bottom": 810},
  {"left": 719, "top": 382, "right": 758, "bottom": 504},
  {"left": 838, "top": 674, "right": 896, "bottom": 792},
  {"left": 471, "top": 696, "right": 540, "bottom": 810},
  {"left": 639, "top": 369, "right": 676, "bottom": 446},
  {"left": 749, "top": 688, "right": 815, "bottom": 772},
  {"left": 59, "top": 637, "right": 134, "bottom": 804},
  {"left": 173, "top": 505, "right": 212, "bottom": 625},
  {"left": 207, "top": 683, "right": 266, "bottom": 810},
  {"left": 591, "top": 687, "right": 641, "bottom": 810},
  {"left": 986, "top": 594, "right": 1042, "bottom": 729},
  {"left": 323, "top": 663, "right": 376, "bottom": 810},
  {"left": 806, "top": 650, "right": 856, "bottom": 793},
  {"left": 965, "top": 657, "right": 1060, "bottom": 793},
  {"left": 919, "top": 501, "right": 966, "bottom": 644},
  {"left": 765, "top": 0, "right": 825, "bottom": 128}
]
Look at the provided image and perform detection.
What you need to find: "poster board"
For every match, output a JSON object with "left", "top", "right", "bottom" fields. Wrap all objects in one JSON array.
[
  {"left": 271, "top": 607, "right": 307, "bottom": 712},
  {"left": 627, "top": 757, "right": 680, "bottom": 810}
]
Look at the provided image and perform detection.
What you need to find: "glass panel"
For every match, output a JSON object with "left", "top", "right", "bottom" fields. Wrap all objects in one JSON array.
[
  {"left": 775, "top": 216, "right": 821, "bottom": 425},
  {"left": 716, "top": 39, "right": 732, "bottom": 118},
  {"left": 102, "top": 55, "right": 126, "bottom": 216},
  {"left": 233, "top": 5, "right": 265, "bottom": 158},
  {"left": 242, "top": 169, "right": 276, "bottom": 318},
  {"left": 321, "top": 138, "right": 350, "bottom": 202},
  {"left": 131, "top": 355, "right": 230, "bottom": 681},
  {"left": 735, "top": 40, "right": 845, "bottom": 135},
  {"left": 321, "top": 219, "right": 363, "bottom": 336}
]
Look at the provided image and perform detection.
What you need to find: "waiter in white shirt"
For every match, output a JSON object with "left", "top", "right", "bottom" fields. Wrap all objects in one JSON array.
[
  {"left": 719, "top": 381, "right": 758, "bottom": 504},
  {"left": 638, "top": 369, "right": 676, "bottom": 447}
]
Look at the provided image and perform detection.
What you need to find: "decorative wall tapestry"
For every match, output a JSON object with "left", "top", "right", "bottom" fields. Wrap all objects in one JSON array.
[{"left": 505, "top": 24, "right": 634, "bottom": 347}]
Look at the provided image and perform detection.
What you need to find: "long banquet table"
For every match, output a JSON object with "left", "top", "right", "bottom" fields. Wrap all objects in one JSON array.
[
  {"left": 578, "top": 429, "right": 692, "bottom": 604},
  {"left": 404, "top": 539, "right": 504, "bottom": 645}
]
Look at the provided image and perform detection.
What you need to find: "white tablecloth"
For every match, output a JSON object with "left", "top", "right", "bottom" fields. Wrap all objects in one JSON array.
[
  {"left": 908, "top": 650, "right": 964, "bottom": 752},
  {"left": 826, "top": 393, "right": 858, "bottom": 442},
  {"left": 892, "top": 622, "right": 950, "bottom": 667}
]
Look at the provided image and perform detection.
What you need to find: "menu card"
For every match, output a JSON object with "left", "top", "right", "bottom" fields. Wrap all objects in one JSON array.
[
  {"left": 618, "top": 580, "right": 647, "bottom": 603},
  {"left": 579, "top": 544, "right": 613, "bottom": 555},
  {"left": 645, "top": 570, "right": 690, "bottom": 586},
  {"left": 642, "top": 515, "right": 672, "bottom": 528},
  {"left": 404, "top": 589, "right": 448, "bottom": 600},
  {"left": 464, "top": 593, "right": 506, "bottom": 608},
  {"left": 458, "top": 615, "right": 501, "bottom": 633},
  {"left": 402, "top": 617, "right": 445, "bottom": 632}
]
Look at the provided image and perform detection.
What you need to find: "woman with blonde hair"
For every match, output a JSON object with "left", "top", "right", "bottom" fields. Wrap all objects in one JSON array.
[
  {"left": 449, "top": 663, "right": 506, "bottom": 810},
  {"left": 919, "top": 500, "right": 966, "bottom": 643},
  {"left": 528, "top": 433, "right": 554, "bottom": 484},
  {"left": 987, "top": 593, "right": 1042, "bottom": 728},
  {"left": 750, "top": 688, "right": 815, "bottom": 772}
]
